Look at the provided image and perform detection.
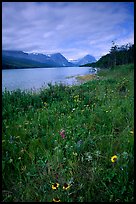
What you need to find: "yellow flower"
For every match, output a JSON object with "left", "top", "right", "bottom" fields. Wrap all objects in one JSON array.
[
  {"left": 111, "top": 155, "right": 117, "bottom": 163},
  {"left": 130, "top": 130, "right": 134, "bottom": 134},
  {"left": 16, "top": 136, "right": 20, "bottom": 139},
  {"left": 53, "top": 198, "right": 61, "bottom": 202},
  {"left": 52, "top": 183, "right": 59, "bottom": 190},
  {"left": 63, "top": 183, "right": 70, "bottom": 190},
  {"left": 44, "top": 102, "right": 47, "bottom": 106},
  {"left": 74, "top": 95, "right": 79, "bottom": 99},
  {"left": 73, "top": 152, "right": 78, "bottom": 156}
]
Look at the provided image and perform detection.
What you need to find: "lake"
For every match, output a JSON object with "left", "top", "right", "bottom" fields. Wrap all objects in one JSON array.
[{"left": 2, "top": 66, "right": 97, "bottom": 92}]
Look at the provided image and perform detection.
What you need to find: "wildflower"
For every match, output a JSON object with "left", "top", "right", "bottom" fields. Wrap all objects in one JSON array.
[
  {"left": 74, "top": 95, "right": 79, "bottom": 98},
  {"left": 111, "top": 155, "right": 117, "bottom": 163},
  {"left": 25, "top": 122, "right": 29, "bottom": 125},
  {"left": 9, "top": 158, "right": 13, "bottom": 163},
  {"left": 52, "top": 183, "right": 59, "bottom": 190},
  {"left": 122, "top": 151, "right": 128, "bottom": 159},
  {"left": 18, "top": 157, "right": 21, "bottom": 160},
  {"left": 9, "top": 135, "right": 14, "bottom": 143},
  {"left": 85, "top": 155, "right": 92, "bottom": 161},
  {"left": 59, "top": 129, "right": 65, "bottom": 139},
  {"left": 130, "top": 130, "right": 134, "bottom": 134},
  {"left": 52, "top": 198, "right": 61, "bottom": 202},
  {"left": 44, "top": 102, "right": 47, "bottom": 107},
  {"left": 95, "top": 150, "right": 101, "bottom": 157},
  {"left": 21, "top": 148, "right": 25, "bottom": 153},
  {"left": 106, "top": 110, "right": 108, "bottom": 113},
  {"left": 85, "top": 152, "right": 93, "bottom": 161},
  {"left": 115, "top": 199, "right": 121, "bottom": 202},
  {"left": 16, "top": 136, "right": 20, "bottom": 139},
  {"left": 77, "top": 140, "right": 82, "bottom": 147},
  {"left": 63, "top": 183, "right": 70, "bottom": 190},
  {"left": 2, "top": 140, "right": 5, "bottom": 143},
  {"left": 73, "top": 152, "right": 78, "bottom": 156},
  {"left": 21, "top": 165, "right": 26, "bottom": 172},
  {"left": 120, "top": 166, "right": 124, "bottom": 171}
]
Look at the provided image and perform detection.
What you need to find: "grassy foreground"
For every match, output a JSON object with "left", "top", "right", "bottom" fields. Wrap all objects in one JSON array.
[{"left": 2, "top": 64, "right": 134, "bottom": 202}]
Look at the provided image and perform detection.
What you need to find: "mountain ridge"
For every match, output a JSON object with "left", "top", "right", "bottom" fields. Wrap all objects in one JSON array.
[
  {"left": 2, "top": 50, "right": 74, "bottom": 69},
  {"left": 2, "top": 50, "right": 96, "bottom": 69},
  {"left": 69, "top": 54, "right": 96, "bottom": 66}
]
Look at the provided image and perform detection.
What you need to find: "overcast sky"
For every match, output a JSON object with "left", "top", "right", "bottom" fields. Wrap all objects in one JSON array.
[{"left": 2, "top": 2, "right": 134, "bottom": 60}]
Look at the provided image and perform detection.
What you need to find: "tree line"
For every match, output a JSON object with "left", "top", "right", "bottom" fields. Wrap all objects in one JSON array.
[{"left": 81, "top": 42, "right": 134, "bottom": 68}]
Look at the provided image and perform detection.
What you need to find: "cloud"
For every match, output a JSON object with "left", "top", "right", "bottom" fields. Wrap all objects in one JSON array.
[{"left": 2, "top": 2, "right": 134, "bottom": 60}]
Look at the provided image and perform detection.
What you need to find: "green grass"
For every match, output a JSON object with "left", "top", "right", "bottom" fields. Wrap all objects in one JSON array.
[{"left": 2, "top": 64, "right": 134, "bottom": 202}]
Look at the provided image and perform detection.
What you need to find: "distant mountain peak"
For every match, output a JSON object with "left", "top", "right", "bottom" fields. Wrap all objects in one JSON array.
[
  {"left": 50, "top": 52, "right": 63, "bottom": 56},
  {"left": 69, "top": 54, "right": 96, "bottom": 66}
]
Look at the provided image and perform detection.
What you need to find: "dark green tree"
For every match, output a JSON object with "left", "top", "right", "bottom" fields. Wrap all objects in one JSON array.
[{"left": 82, "top": 43, "right": 134, "bottom": 69}]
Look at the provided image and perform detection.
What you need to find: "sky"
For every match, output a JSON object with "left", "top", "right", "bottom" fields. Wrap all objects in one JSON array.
[{"left": 2, "top": 2, "right": 134, "bottom": 60}]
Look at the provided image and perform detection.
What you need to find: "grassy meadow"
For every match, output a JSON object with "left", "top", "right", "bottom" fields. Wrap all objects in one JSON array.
[{"left": 2, "top": 64, "right": 134, "bottom": 202}]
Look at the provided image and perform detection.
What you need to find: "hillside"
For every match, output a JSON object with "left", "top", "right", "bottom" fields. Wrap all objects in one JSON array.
[
  {"left": 2, "top": 63, "right": 134, "bottom": 202},
  {"left": 2, "top": 50, "right": 74, "bottom": 69},
  {"left": 81, "top": 43, "right": 134, "bottom": 68},
  {"left": 2, "top": 55, "right": 52, "bottom": 69}
]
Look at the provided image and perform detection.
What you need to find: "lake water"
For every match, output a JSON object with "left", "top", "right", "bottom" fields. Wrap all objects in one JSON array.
[{"left": 2, "top": 66, "right": 96, "bottom": 92}]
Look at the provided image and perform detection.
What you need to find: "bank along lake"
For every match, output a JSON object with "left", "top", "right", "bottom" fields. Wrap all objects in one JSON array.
[{"left": 2, "top": 66, "right": 97, "bottom": 92}]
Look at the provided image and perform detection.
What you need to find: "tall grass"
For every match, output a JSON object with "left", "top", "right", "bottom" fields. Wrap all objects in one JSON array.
[{"left": 2, "top": 64, "right": 134, "bottom": 202}]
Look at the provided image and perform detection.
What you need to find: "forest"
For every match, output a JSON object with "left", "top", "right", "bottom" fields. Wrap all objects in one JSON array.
[{"left": 81, "top": 42, "right": 134, "bottom": 68}]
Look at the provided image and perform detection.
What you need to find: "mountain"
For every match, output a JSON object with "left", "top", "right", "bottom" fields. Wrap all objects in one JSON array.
[
  {"left": 2, "top": 50, "right": 74, "bottom": 69},
  {"left": 70, "top": 54, "right": 96, "bottom": 66},
  {"left": 2, "top": 50, "right": 54, "bottom": 68},
  {"left": 77, "top": 54, "right": 96, "bottom": 65},
  {"left": 49, "top": 53, "right": 73, "bottom": 67}
]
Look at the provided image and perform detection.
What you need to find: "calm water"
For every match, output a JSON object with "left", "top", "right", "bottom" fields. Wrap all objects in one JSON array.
[{"left": 2, "top": 67, "right": 96, "bottom": 92}]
